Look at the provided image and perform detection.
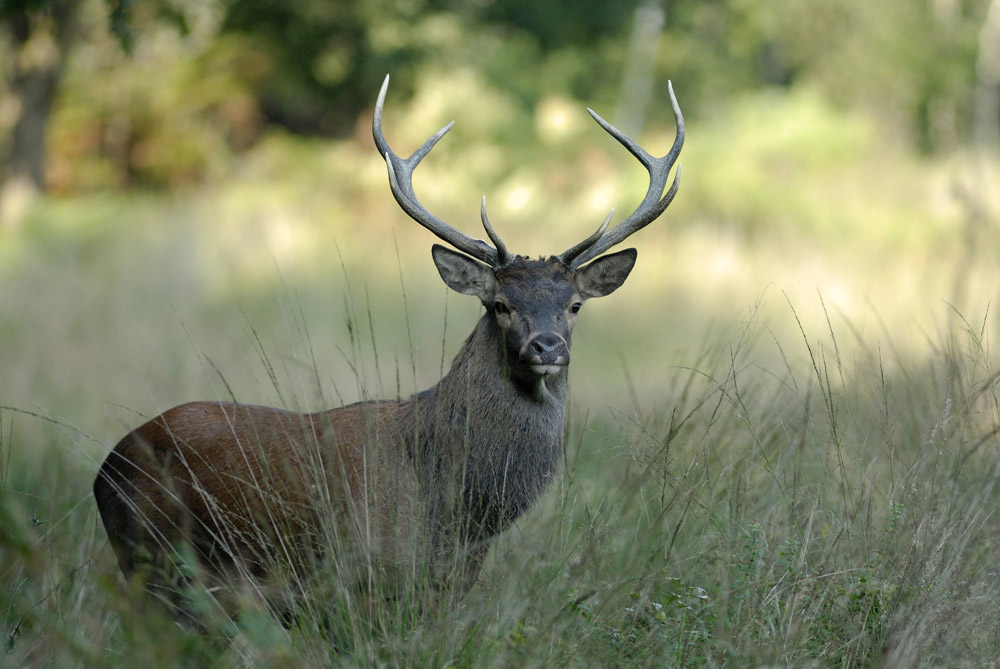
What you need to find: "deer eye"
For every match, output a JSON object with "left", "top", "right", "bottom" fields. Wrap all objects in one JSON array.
[
  {"left": 493, "top": 301, "right": 511, "bottom": 315},
  {"left": 570, "top": 302, "right": 583, "bottom": 314}
]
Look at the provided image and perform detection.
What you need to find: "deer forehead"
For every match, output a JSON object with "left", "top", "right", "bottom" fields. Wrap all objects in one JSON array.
[{"left": 494, "top": 258, "right": 579, "bottom": 308}]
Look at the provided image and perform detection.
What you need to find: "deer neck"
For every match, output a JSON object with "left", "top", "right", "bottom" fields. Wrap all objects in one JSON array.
[{"left": 409, "top": 312, "right": 567, "bottom": 540}]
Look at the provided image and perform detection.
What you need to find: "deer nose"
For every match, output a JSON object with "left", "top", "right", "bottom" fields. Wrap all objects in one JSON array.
[{"left": 526, "top": 333, "right": 569, "bottom": 366}]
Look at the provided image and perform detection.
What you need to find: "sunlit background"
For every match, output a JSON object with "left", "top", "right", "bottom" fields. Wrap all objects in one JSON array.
[
  {"left": 4, "top": 0, "right": 997, "bottom": 428},
  {"left": 2, "top": 0, "right": 1000, "bottom": 664}
]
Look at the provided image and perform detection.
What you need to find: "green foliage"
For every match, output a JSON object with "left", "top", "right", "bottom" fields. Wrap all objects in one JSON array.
[
  {"left": 17, "top": 0, "right": 993, "bottom": 192},
  {"left": 48, "top": 19, "right": 268, "bottom": 190},
  {"left": 688, "top": 85, "right": 876, "bottom": 238},
  {"left": 660, "top": 0, "right": 990, "bottom": 153}
]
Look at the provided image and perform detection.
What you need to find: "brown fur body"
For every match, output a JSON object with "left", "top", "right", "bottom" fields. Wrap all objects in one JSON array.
[{"left": 93, "top": 258, "right": 599, "bottom": 621}]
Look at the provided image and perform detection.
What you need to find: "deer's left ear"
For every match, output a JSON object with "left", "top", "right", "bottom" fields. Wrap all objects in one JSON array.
[
  {"left": 575, "top": 248, "right": 637, "bottom": 298},
  {"left": 432, "top": 244, "right": 496, "bottom": 301}
]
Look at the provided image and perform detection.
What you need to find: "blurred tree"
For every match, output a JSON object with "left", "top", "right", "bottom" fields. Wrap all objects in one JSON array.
[
  {"left": 22, "top": 0, "right": 269, "bottom": 191},
  {"left": 616, "top": 0, "right": 665, "bottom": 135},
  {"left": 215, "top": 0, "right": 643, "bottom": 135},
  {"left": 478, "top": 0, "right": 634, "bottom": 50},
  {"left": 975, "top": 0, "right": 1000, "bottom": 153},
  {"left": 219, "top": 0, "right": 426, "bottom": 136},
  {"left": 658, "top": 0, "right": 993, "bottom": 152},
  {"left": 1, "top": 0, "right": 77, "bottom": 222},
  {"left": 4, "top": 0, "right": 996, "bottom": 197},
  {"left": 472, "top": 0, "right": 639, "bottom": 106},
  {"left": 0, "top": 0, "right": 187, "bottom": 211}
]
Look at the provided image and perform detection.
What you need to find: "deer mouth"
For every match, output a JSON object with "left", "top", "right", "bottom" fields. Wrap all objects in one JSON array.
[
  {"left": 530, "top": 363, "right": 567, "bottom": 377},
  {"left": 523, "top": 333, "right": 569, "bottom": 376}
]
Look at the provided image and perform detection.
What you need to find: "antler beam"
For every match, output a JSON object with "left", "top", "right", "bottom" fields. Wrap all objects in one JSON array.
[
  {"left": 559, "top": 82, "right": 684, "bottom": 268},
  {"left": 373, "top": 75, "right": 508, "bottom": 267}
]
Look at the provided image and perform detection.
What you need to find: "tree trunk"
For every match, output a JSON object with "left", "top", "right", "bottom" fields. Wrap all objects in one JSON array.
[
  {"left": 975, "top": 0, "right": 1000, "bottom": 155},
  {"left": 974, "top": 0, "right": 1000, "bottom": 228},
  {"left": 615, "top": 0, "right": 664, "bottom": 136},
  {"left": 1, "top": 1, "right": 77, "bottom": 225}
]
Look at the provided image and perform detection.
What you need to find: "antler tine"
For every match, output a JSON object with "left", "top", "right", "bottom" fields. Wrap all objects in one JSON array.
[
  {"left": 480, "top": 196, "right": 510, "bottom": 265},
  {"left": 559, "top": 81, "right": 684, "bottom": 268},
  {"left": 558, "top": 209, "right": 612, "bottom": 266},
  {"left": 373, "top": 75, "right": 502, "bottom": 267}
]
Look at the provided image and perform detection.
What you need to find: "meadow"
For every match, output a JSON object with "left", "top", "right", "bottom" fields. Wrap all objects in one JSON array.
[{"left": 2, "top": 79, "right": 1000, "bottom": 665}]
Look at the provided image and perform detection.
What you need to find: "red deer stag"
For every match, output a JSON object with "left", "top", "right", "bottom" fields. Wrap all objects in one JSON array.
[{"left": 93, "top": 75, "right": 684, "bottom": 627}]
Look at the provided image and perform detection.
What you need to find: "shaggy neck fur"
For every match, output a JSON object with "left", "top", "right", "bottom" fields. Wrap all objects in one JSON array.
[{"left": 403, "top": 311, "right": 567, "bottom": 545}]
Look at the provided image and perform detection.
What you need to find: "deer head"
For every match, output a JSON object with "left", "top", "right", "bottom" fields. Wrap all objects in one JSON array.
[{"left": 372, "top": 75, "right": 684, "bottom": 387}]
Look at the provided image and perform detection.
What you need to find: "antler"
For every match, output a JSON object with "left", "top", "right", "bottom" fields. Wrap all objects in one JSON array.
[
  {"left": 559, "top": 81, "right": 684, "bottom": 268},
  {"left": 373, "top": 75, "right": 509, "bottom": 267}
]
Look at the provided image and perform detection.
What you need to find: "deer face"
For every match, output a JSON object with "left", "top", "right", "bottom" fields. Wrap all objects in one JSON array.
[{"left": 431, "top": 245, "right": 637, "bottom": 377}]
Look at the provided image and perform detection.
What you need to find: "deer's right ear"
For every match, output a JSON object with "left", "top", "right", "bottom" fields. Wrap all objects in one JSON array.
[
  {"left": 431, "top": 245, "right": 495, "bottom": 301},
  {"left": 575, "top": 248, "right": 637, "bottom": 298}
]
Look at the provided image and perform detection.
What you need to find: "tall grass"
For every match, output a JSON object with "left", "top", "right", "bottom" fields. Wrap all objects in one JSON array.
[
  {"left": 2, "top": 88, "right": 998, "bottom": 663},
  {"left": 3, "top": 276, "right": 998, "bottom": 665}
]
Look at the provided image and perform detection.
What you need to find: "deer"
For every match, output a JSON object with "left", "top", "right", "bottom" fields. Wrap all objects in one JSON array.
[{"left": 93, "top": 74, "right": 684, "bottom": 632}]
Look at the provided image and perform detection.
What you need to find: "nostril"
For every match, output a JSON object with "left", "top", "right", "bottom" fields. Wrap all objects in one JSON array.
[
  {"left": 529, "top": 334, "right": 567, "bottom": 361},
  {"left": 532, "top": 335, "right": 561, "bottom": 354}
]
